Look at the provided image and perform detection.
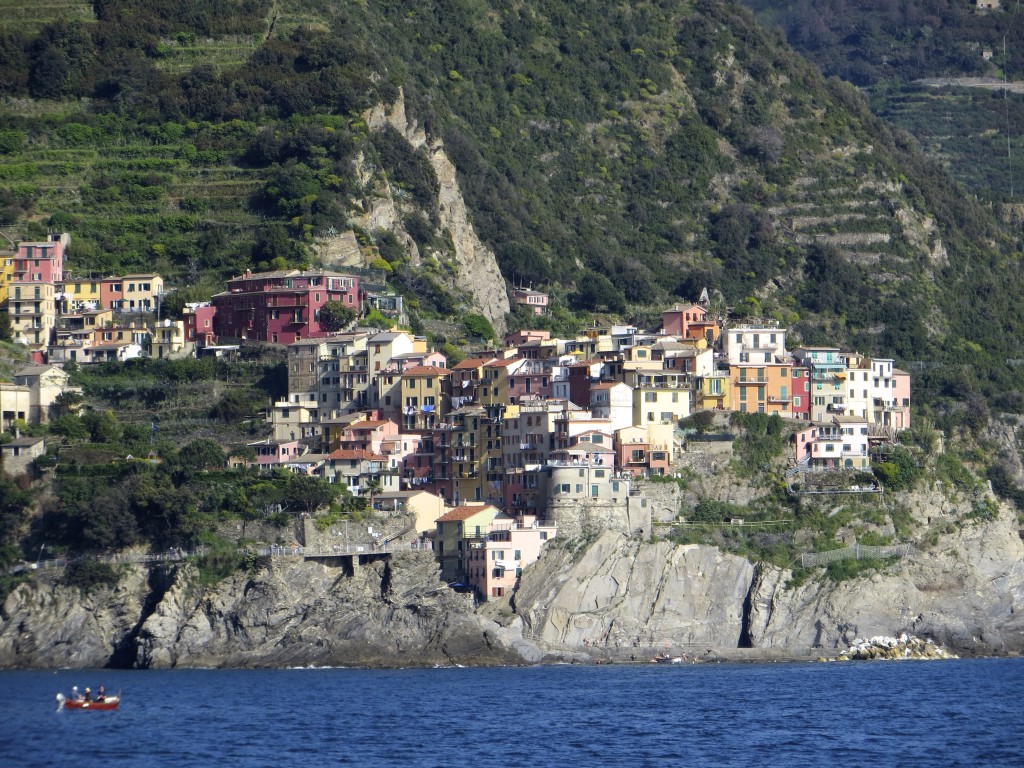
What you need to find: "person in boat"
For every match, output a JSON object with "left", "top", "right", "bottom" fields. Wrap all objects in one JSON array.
[
  {"left": 72, "top": 686, "right": 81, "bottom": 701},
  {"left": 83, "top": 687, "right": 92, "bottom": 702},
  {"left": 96, "top": 686, "right": 106, "bottom": 702}
]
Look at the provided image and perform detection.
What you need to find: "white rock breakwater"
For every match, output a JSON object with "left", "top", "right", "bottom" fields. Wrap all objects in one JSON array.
[{"left": 831, "top": 633, "right": 958, "bottom": 661}]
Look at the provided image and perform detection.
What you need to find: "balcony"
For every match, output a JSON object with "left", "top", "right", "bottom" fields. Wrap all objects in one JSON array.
[
  {"left": 767, "top": 395, "right": 791, "bottom": 404},
  {"left": 816, "top": 433, "right": 842, "bottom": 442}
]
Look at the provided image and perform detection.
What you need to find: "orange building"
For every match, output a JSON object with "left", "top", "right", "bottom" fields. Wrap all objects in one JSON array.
[{"left": 729, "top": 363, "right": 795, "bottom": 417}]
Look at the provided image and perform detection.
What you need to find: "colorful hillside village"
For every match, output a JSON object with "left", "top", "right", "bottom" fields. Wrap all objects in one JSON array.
[{"left": 1, "top": 233, "right": 912, "bottom": 601}]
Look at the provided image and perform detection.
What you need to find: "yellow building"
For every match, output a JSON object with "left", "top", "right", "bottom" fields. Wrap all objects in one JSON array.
[
  {"left": 697, "top": 372, "right": 730, "bottom": 412},
  {"left": 400, "top": 365, "right": 450, "bottom": 430},
  {"left": 432, "top": 405, "right": 503, "bottom": 507},
  {"left": 57, "top": 277, "right": 103, "bottom": 312},
  {"left": 478, "top": 358, "right": 517, "bottom": 410},
  {"left": 9, "top": 282, "right": 55, "bottom": 347},
  {"left": 0, "top": 251, "right": 13, "bottom": 304},
  {"left": 628, "top": 371, "right": 692, "bottom": 425},
  {"left": 150, "top": 319, "right": 187, "bottom": 359},
  {"left": 435, "top": 502, "right": 500, "bottom": 582}
]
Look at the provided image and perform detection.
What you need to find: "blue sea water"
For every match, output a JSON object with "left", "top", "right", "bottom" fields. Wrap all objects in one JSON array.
[{"left": 2, "top": 659, "right": 1023, "bottom": 767}]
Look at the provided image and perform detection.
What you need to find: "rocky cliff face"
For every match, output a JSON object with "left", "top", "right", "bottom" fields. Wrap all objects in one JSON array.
[
  {"left": 512, "top": 500, "right": 1024, "bottom": 658},
  {"left": 748, "top": 508, "right": 1024, "bottom": 655},
  {"left": 357, "top": 90, "right": 510, "bottom": 333},
  {"left": 513, "top": 533, "right": 754, "bottom": 649},
  {"left": 3, "top": 497, "right": 1022, "bottom": 669},
  {"left": 0, "top": 552, "right": 539, "bottom": 669}
]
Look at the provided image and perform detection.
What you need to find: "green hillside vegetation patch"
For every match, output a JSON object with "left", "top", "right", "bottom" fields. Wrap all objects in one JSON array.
[{"left": 1, "top": 0, "right": 1024, "bottom": 406}]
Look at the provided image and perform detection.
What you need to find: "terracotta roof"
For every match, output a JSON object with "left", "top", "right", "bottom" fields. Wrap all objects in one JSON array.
[
  {"left": 591, "top": 381, "right": 627, "bottom": 390},
  {"left": 348, "top": 420, "right": 391, "bottom": 430},
  {"left": 402, "top": 365, "right": 450, "bottom": 377},
  {"left": 436, "top": 504, "right": 498, "bottom": 522}
]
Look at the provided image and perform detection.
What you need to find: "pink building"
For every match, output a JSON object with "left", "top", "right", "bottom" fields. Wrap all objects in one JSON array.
[
  {"left": 890, "top": 369, "right": 912, "bottom": 431},
  {"left": 336, "top": 418, "right": 400, "bottom": 456},
  {"left": 614, "top": 427, "right": 669, "bottom": 477},
  {"left": 793, "top": 415, "right": 870, "bottom": 470},
  {"left": 13, "top": 234, "right": 65, "bottom": 284},
  {"left": 183, "top": 303, "right": 217, "bottom": 346},
  {"left": 512, "top": 288, "right": 549, "bottom": 316},
  {"left": 791, "top": 366, "right": 811, "bottom": 420},
  {"left": 466, "top": 513, "right": 557, "bottom": 600},
  {"left": 505, "top": 329, "right": 550, "bottom": 347},
  {"left": 661, "top": 302, "right": 718, "bottom": 343},
  {"left": 248, "top": 438, "right": 302, "bottom": 467},
  {"left": 211, "top": 269, "right": 359, "bottom": 345}
]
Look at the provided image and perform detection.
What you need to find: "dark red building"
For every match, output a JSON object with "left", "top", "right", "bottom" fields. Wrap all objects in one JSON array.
[{"left": 211, "top": 269, "right": 359, "bottom": 345}]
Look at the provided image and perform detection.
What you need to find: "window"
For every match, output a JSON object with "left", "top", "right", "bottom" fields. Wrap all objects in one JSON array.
[
  {"left": 575, "top": 484, "right": 583, "bottom": 493},
  {"left": 645, "top": 392, "right": 656, "bottom": 402},
  {"left": 591, "top": 485, "right": 598, "bottom": 497}
]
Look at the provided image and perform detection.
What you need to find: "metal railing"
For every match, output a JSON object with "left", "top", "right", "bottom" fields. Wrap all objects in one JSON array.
[{"left": 801, "top": 543, "right": 913, "bottom": 567}]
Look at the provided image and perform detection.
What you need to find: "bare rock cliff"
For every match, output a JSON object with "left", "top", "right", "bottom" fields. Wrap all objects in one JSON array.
[
  {"left": 748, "top": 510, "right": 1024, "bottom": 655},
  {"left": 514, "top": 531, "right": 754, "bottom": 649},
  {"left": 0, "top": 552, "right": 538, "bottom": 669},
  {"left": 364, "top": 91, "right": 510, "bottom": 333},
  {"left": 3, "top": 501, "right": 1022, "bottom": 668}
]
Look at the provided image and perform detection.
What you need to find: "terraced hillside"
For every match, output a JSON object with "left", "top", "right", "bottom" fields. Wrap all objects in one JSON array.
[
  {"left": 0, "top": 0, "right": 95, "bottom": 34},
  {"left": 2, "top": 0, "right": 1024, "bottom": 403},
  {"left": 0, "top": 109, "right": 265, "bottom": 279}
]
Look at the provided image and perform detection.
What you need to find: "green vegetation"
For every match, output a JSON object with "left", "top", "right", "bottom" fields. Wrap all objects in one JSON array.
[
  {"left": 871, "top": 446, "right": 922, "bottom": 492},
  {"left": 318, "top": 301, "right": 356, "bottom": 332},
  {"left": 1, "top": 0, "right": 1023, "bottom": 412},
  {"left": 730, "top": 412, "right": 787, "bottom": 476},
  {"left": 61, "top": 559, "right": 121, "bottom": 592}
]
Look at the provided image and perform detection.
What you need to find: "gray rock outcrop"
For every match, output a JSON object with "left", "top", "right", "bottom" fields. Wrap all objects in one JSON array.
[
  {"left": 0, "top": 552, "right": 540, "bottom": 669},
  {"left": 3, "top": 498, "right": 1023, "bottom": 669},
  {"left": 514, "top": 532, "right": 754, "bottom": 649},
  {"left": 748, "top": 508, "right": 1024, "bottom": 655},
  {"left": 362, "top": 90, "right": 510, "bottom": 334}
]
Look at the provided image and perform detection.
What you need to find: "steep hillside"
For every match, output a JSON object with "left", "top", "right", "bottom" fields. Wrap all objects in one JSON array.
[
  {"left": 740, "top": 0, "right": 1024, "bottom": 203},
  {"left": 1, "top": 1, "right": 1024, "bottom": 403}
]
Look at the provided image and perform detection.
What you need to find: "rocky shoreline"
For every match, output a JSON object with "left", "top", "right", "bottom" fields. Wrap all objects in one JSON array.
[{"left": 2, "top": 503, "right": 1023, "bottom": 670}]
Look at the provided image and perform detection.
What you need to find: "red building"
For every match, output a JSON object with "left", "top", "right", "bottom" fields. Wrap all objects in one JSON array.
[
  {"left": 183, "top": 303, "right": 217, "bottom": 347},
  {"left": 211, "top": 269, "right": 359, "bottom": 345}
]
